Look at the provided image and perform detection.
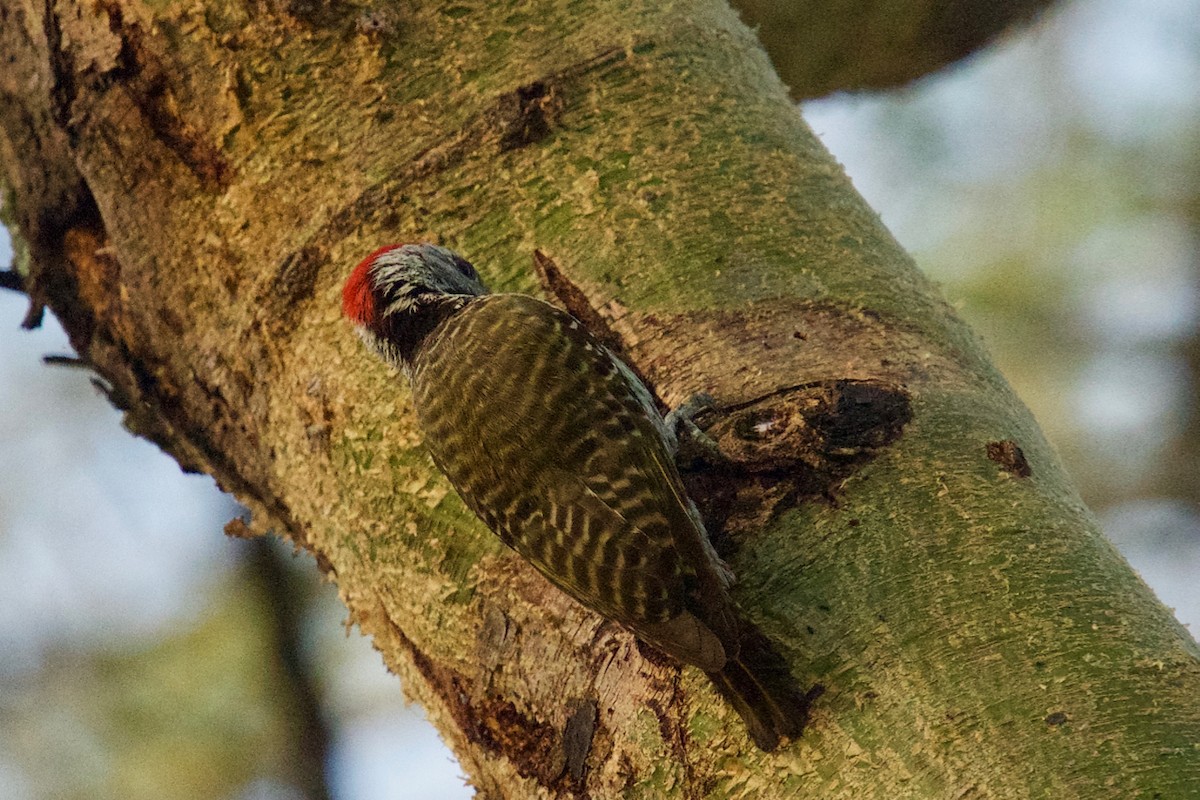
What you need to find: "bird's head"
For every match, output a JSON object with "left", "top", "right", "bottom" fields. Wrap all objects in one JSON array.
[
  {"left": 342, "top": 243, "right": 487, "bottom": 329},
  {"left": 343, "top": 242, "right": 488, "bottom": 367}
]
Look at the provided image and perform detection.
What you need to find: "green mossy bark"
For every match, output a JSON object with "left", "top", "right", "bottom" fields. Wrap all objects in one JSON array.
[{"left": 1, "top": 0, "right": 1196, "bottom": 797}]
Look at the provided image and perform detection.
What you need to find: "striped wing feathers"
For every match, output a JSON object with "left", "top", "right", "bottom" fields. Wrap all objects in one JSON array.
[{"left": 410, "top": 295, "right": 729, "bottom": 668}]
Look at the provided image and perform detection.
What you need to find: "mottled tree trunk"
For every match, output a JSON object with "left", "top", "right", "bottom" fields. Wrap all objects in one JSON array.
[{"left": 2, "top": 1, "right": 1197, "bottom": 797}]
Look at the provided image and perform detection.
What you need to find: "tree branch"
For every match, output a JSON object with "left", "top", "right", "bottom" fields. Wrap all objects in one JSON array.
[
  {"left": 731, "top": 0, "right": 1060, "bottom": 99},
  {"left": 0, "top": 269, "right": 23, "bottom": 292}
]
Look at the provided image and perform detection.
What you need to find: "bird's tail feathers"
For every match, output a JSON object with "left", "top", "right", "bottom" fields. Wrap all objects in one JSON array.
[{"left": 707, "top": 628, "right": 822, "bottom": 751}]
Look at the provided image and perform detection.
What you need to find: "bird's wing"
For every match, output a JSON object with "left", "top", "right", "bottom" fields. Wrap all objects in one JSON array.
[{"left": 530, "top": 467, "right": 728, "bottom": 672}]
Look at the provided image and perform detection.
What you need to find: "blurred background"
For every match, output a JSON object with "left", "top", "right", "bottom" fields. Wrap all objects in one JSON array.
[{"left": 1, "top": 0, "right": 1197, "bottom": 796}]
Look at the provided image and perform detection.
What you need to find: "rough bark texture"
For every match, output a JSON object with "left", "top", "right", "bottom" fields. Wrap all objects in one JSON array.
[
  {"left": 730, "top": 0, "right": 1058, "bottom": 99},
  {"left": 2, "top": 1, "right": 1198, "bottom": 798}
]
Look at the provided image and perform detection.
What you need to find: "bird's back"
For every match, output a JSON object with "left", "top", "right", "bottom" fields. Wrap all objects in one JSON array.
[{"left": 409, "top": 294, "right": 735, "bottom": 670}]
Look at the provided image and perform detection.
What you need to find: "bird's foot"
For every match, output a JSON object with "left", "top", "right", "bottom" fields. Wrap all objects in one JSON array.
[{"left": 665, "top": 392, "right": 728, "bottom": 470}]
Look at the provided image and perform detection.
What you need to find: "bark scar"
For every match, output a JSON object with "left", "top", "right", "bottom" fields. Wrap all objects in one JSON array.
[
  {"left": 42, "top": 0, "right": 77, "bottom": 133},
  {"left": 682, "top": 379, "right": 913, "bottom": 543},
  {"left": 533, "top": 249, "right": 626, "bottom": 354},
  {"left": 493, "top": 81, "right": 564, "bottom": 151},
  {"left": 261, "top": 245, "right": 325, "bottom": 334},
  {"left": 95, "top": 1, "right": 232, "bottom": 188},
  {"left": 562, "top": 698, "right": 598, "bottom": 784},
  {"left": 386, "top": 611, "right": 570, "bottom": 788},
  {"left": 987, "top": 439, "right": 1032, "bottom": 478}
]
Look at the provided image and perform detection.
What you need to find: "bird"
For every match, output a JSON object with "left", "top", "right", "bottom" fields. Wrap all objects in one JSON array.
[{"left": 342, "top": 242, "right": 811, "bottom": 750}]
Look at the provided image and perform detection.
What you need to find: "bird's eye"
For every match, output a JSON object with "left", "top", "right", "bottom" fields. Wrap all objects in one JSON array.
[{"left": 451, "top": 255, "right": 479, "bottom": 280}]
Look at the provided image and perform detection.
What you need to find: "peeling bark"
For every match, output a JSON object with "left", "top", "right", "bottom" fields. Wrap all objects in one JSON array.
[{"left": 2, "top": 1, "right": 1198, "bottom": 798}]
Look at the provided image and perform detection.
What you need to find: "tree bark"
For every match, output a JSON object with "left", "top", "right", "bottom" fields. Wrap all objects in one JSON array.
[{"left": 2, "top": 1, "right": 1197, "bottom": 798}]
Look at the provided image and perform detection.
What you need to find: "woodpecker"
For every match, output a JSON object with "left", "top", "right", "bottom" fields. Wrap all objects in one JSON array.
[{"left": 343, "top": 242, "right": 810, "bottom": 750}]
